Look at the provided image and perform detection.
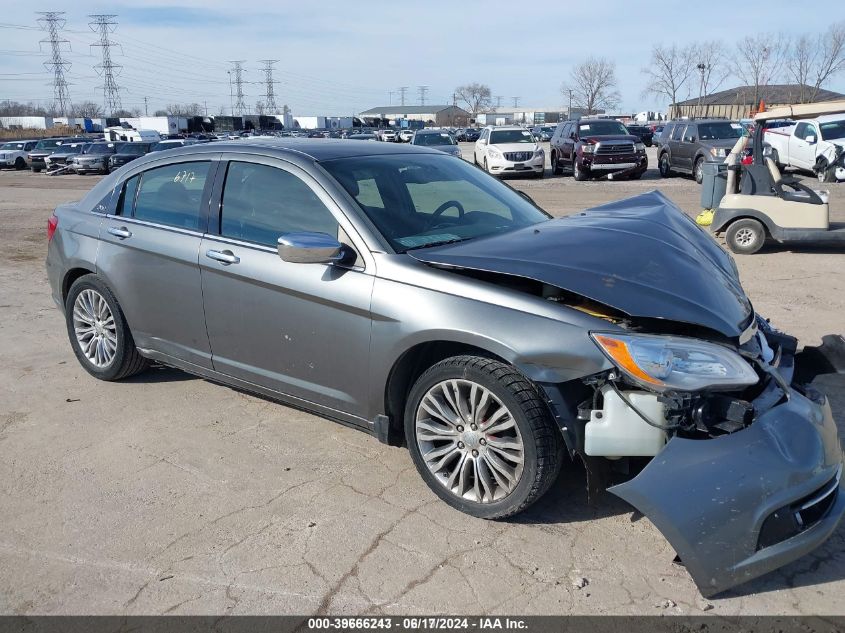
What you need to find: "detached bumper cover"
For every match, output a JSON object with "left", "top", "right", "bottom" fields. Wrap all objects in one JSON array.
[{"left": 610, "top": 390, "right": 843, "bottom": 597}]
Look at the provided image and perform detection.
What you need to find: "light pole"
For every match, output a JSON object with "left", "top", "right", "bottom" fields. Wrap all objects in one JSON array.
[{"left": 697, "top": 63, "right": 707, "bottom": 118}]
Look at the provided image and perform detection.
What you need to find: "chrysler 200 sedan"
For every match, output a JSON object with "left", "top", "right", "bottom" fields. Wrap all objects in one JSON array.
[{"left": 46, "top": 139, "right": 843, "bottom": 597}]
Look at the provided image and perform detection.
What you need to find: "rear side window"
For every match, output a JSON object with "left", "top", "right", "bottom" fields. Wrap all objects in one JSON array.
[
  {"left": 671, "top": 125, "right": 685, "bottom": 141},
  {"left": 117, "top": 175, "right": 139, "bottom": 216},
  {"left": 132, "top": 162, "right": 210, "bottom": 230},
  {"left": 220, "top": 161, "right": 338, "bottom": 247}
]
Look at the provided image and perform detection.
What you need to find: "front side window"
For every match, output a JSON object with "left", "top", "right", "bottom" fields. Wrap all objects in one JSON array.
[
  {"left": 220, "top": 162, "right": 338, "bottom": 248},
  {"left": 577, "top": 120, "right": 629, "bottom": 136},
  {"left": 133, "top": 161, "right": 210, "bottom": 230},
  {"left": 322, "top": 153, "right": 550, "bottom": 253},
  {"left": 794, "top": 122, "right": 810, "bottom": 139},
  {"left": 413, "top": 133, "right": 456, "bottom": 146}
]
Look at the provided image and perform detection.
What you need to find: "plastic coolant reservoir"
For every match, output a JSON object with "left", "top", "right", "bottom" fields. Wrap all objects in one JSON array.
[{"left": 585, "top": 386, "right": 668, "bottom": 458}]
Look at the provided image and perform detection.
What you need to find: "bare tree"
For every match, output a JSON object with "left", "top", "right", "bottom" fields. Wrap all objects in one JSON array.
[
  {"left": 689, "top": 42, "right": 730, "bottom": 116},
  {"left": 255, "top": 101, "right": 266, "bottom": 115},
  {"left": 70, "top": 101, "right": 104, "bottom": 118},
  {"left": 454, "top": 83, "right": 492, "bottom": 118},
  {"left": 0, "top": 100, "right": 50, "bottom": 116},
  {"left": 729, "top": 34, "right": 788, "bottom": 110},
  {"left": 566, "top": 57, "right": 621, "bottom": 115},
  {"left": 165, "top": 103, "right": 204, "bottom": 116},
  {"left": 787, "top": 22, "right": 845, "bottom": 102},
  {"left": 641, "top": 44, "right": 695, "bottom": 118}
]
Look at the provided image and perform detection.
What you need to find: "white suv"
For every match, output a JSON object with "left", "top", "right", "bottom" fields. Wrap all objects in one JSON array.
[
  {"left": 473, "top": 127, "right": 544, "bottom": 178},
  {"left": 0, "top": 139, "right": 38, "bottom": 170}
]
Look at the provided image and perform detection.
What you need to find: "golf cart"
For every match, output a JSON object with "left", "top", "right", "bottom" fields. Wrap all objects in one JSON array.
[{"left": 711, "top": 100, "right": 845, "bottom": 254}]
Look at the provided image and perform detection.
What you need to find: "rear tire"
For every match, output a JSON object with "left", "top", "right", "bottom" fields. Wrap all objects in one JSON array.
[
  {"left": 725, "top": 218, "right": 766, "bottom": 255},
  {"left": 816, "top": 159, "right": 836, "bottom": 183},
  {"left": 14, "top": 157, "right": 26, "bottom": 170},
  {"left": 405, "top": 356, "right": 563, "bottom": 519},
  {"left": 65, "top": 275, "right": 150, "bottom": 381}
]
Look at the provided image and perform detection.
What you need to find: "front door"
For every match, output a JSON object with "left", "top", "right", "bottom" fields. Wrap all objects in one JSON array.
[
  {"left": 97, "top": 158, "right": 216, "bottom": 368},
  {"left": 791, "top": 122, "right": 818, "bottom": 171},
  {"left": 200, "top": 157, "right": 374, "bottom": 419}
]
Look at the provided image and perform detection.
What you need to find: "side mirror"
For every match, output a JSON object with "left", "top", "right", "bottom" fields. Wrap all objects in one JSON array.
[
  {"left": 278, "top": 232, "right": 349, "bottom": 264},
  {"left": 762, "top": 145, "right": 774, "bottom": 158},
  {"left": 685, "top": 135, "right": 696, "bottom": 143},
  {"left": 569, "top": 133, "right": 576, "bottom": 140},
  {"left": 806, "top": 135, "right": 817, "bottom": 144}
]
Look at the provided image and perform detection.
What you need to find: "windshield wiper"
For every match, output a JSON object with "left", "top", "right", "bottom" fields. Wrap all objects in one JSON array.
[{"left": 404, "top": 237, "right": 473, "bottom": 251}]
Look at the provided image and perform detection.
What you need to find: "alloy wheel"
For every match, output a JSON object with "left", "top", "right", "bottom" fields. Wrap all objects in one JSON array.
[
  {"left": 415, "top": 379, "right": 525, "bottom": 504},
  {"left": 72, "top": 289, "right": 117, "bottom": 367},
  {"left": 734, "top": 227, "right": 757, "bottom": 248}
]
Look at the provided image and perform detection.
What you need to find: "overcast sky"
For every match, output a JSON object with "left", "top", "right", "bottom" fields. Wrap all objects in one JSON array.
[{"left": 2, "top": 0, "right": 844, "bottom": 117}]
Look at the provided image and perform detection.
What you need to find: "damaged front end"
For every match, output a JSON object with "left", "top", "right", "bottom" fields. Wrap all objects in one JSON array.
[{"left": 583, "top": 317, "right": 844, "bottom": 597}]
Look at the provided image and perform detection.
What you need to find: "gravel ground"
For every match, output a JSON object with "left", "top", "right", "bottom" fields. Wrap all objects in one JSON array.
[{"left": 0, "top": 145, "right": 843, "bottom": 615}]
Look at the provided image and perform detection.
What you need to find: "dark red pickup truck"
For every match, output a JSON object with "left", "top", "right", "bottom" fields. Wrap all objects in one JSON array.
[{"left": 550, "top": 119, "right": 647, "bottom": 180}]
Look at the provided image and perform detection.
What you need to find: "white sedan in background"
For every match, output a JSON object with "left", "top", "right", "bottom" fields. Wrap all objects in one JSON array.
[{"left": 473, "top": 126, "right": 544, "bottom": 178}]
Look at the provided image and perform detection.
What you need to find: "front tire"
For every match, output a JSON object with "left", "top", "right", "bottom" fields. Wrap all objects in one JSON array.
[
  {"left": 694, "top": 157, "right": 705, "bottom": 184},
  {"left": 551, "top": 152, "right": 563, "bottom": 175},
  {"left": 659, "top": 153, "right": 673, "bottom": 177},
  {"left": 65, "top": 275, "right": 150, "bottom": 381},
  {"left": 574, "top": 160, "right": 588, "bottom": 181},
  {"left": 405, "top": 356, "right": 563, "bottom": 519},
  {"left": 725, "top": 218, "right": 766, "bottom": 255},
  {"left": 14, "top": 157, "right": 26, "bottom": 170},
  {"left": 816, "top": 159, "right": 836, "bottom": 183}
]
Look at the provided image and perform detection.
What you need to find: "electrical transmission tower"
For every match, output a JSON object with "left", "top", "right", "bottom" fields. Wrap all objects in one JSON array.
[
  {"left": 512, "top": 96, "right": 520, "bottom": 108},
  {"left": 229, "top": 61, "right": 247, "bottom": 116},
  {"left": 37, "top": 12, "right": 72, "bottom": 116},
  {"left": 258, "top": 59, "right": 279, "bottom": 113},
  {"left": 398, "top": 86, "right": 408, "bottom": 106},
  {"left": 89, "top": 14, "right": 122, "bottom": 114},
  {"left": 417, "top": 85, "right": 429, "bottom": 106}
]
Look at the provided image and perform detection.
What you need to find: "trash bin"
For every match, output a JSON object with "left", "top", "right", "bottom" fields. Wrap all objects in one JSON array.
[{"left": 700, "top": 162, "right": 728, "bottom": 209}]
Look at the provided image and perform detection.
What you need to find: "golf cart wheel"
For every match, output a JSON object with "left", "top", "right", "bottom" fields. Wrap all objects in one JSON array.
[
  {"left": 816, "top": 159, "right": 836, "bottom": 183},
  {"left": 658, "top": 153, "right": 673, "bottom": 177},
  {"left": 551, "top": 152, "right": 563, "bottom": 175},
  {"left": 694, "top": 157, "right": 705, "bottom": 184},
  {"left": 405, "top": 355, "right": 563, "bottom": 519},
  {"left": 725, "top": 218, "right": 766, "bottom": 255}
]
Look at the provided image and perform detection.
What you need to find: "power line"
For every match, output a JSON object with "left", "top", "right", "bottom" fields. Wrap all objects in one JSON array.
[
  {"left": 258, "top": 59, "right": 279, "bottom": 113},
  {"left": 36, "top": 12, "right": 71, "bottom": 115},
  {"left": 398, "top": 86, "right": 408, "bottom": 106},
  {"left": 228, "top": 60, "right": 247, "bottom": 116},
  {"left": 88, "top": 14, "right": 122, "bottom": 114},
  {"left": 417, "top": 85, "right": 429, "bottom": 106}
]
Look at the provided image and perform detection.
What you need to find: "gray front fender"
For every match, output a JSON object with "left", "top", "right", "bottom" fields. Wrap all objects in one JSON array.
[{"left": 610, "top": 391, "right": 844, "bottom": 597}]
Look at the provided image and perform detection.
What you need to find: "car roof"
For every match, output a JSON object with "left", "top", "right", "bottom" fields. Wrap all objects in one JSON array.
[{"left": 127, "top": 138, "right": 442, "bottom": 168}]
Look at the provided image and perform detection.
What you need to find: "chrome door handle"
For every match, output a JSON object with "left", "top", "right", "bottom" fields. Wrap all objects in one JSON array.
[
  {"left": 205, "top": 249, "right": 240, "bottom": 265},
  {"left": 107, "top": 226, "right": 132, "bottom": 239}
]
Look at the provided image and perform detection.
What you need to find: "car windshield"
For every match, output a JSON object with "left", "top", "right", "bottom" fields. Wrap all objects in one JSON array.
[
  {"left": 697, "top": 122, "right": 743, "bottom": 140},
  {"left": 819, "top": 120, "right": 845, "bottom": 141},
  {"left": 150, "top": 141, "right": 182, "bottom": 151},
  {"left": 83, "top": 144, "right": 115, "bottom": 154},
  {"left": 577, "top": 121, "right": 628, "bottom": 136},
  {"left": 322, "top": 153, "right": 550, "bottom": 253},
  {"left": 34, "top": 139, "right": 63, "bottom": 150},
  {"left": 1, "top": 142, "right": 24, "bottom": 150},
  {"left": 490, "top": 129, "right": 535, "bottom": 144},
  {"left": 121, "top": 143, "right": 150, "bottom": 154},
  {"left": 62, "top": 145, "right": 85, "bottom": 154},
  {"left": 413, "top": 132, "right": 456, "bottom": 146}
]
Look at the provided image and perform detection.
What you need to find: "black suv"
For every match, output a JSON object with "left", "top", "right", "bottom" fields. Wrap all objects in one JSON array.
[
  {"left": 550, "top": 119, "right": 647, "bottom": 180},
  {"left": 625, "top": 125, "right": 655, "bottom": 147},
  {"left": 657, "top": 119, "right": 744, "bottom": 183}
]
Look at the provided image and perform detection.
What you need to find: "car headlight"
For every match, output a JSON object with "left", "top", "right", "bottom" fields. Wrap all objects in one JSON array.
[
  {"left": 581, "top": 144, "right": 594, "bottom": 154},
  {"left": 710, "top": 147, "right": 727, "bottom": 158},
  {"left": 635, "top": 142, "right": 646, "bottom": 152},
  {"left": 534, "top": 148, "right": 544, "bottom": 158},
  {"left": 590, "top": 332, "right": 759, "bottom": 392},
  {"left": 487, "top": 147, "right": 502, "bottom": 159}
]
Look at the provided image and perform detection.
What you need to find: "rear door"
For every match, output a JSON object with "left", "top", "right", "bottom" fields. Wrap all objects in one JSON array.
[
  {"left": 562, "top": 123, "right": 576, "bottom": 166},
  {"left": 97, "top": 156, "right": 217, "bottom": 368},
  {"left": 199, "top": 155, "right": 375, "bottom": 419}
]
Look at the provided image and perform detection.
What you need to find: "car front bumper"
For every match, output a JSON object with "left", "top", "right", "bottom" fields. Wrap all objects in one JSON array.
[
  {"left": 611, "top": 388, "right": 843, "bottom": 597},
  {"left": 0, "top": 157, "right": 18, "bottom": 167},
  {"left": 71, "top": 160, "right": 107, "bottom": 172},
  {"left": 582, "top": 154, "right": 647, "bottom": 176},
  {"left": 487, "top": 153, "right": 544, "bottom": 174}
]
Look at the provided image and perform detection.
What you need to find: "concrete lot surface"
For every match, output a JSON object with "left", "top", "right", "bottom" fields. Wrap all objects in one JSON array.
[{"left": 1, "top": 145, "right": 844, "bottom": 615}]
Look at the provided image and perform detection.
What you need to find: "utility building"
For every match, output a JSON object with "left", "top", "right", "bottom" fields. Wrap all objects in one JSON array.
[
  {"left": 671, "top": 84, "right": 845, "bottom": 120},
  {"left": 358, "top": 105, "right": 470, "bottom": 127}
]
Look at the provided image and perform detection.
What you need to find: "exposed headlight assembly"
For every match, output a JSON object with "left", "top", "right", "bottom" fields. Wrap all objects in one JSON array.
[
  {"left": 591, "top": 332, "right": 759, "bottom": 392},
  {"left": 487, "top": 147, "right": 502, "bottom": 159},
  {"left": 635, "top": 142, "right": 646, "bottom": 152},
  {"left": 710, "top": 147, "right": 728, "bottom": 158}
]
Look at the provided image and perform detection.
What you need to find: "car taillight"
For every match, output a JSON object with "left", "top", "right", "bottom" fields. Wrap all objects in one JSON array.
[{"left": 47, "top": 214, "right": 58, "bottom": 242}]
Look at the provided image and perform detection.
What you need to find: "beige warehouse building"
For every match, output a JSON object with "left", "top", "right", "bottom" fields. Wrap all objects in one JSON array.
[
  {"left": 671, "top": 84, "right": 844, "bottom": 120},
  {"left": 358, "top": 105, "right": 470, "bottom": 127}
]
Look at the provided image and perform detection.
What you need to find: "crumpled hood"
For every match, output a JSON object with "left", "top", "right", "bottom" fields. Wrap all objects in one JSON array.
[{"left": 410, "top": 190, "right": 753, "bottom": 338}]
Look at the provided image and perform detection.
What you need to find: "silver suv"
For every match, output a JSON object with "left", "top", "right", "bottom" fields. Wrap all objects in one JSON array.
[
  {"left": 657, "top": 119, "right": 744, "bottom": 183},
  {"left": 45, "top": 139, "right": 843, "bottom": 597}
]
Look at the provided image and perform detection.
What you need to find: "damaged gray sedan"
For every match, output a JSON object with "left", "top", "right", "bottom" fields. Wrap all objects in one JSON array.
[{"left": 46, "top": 140, "right": 843, "bottom": 597}]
